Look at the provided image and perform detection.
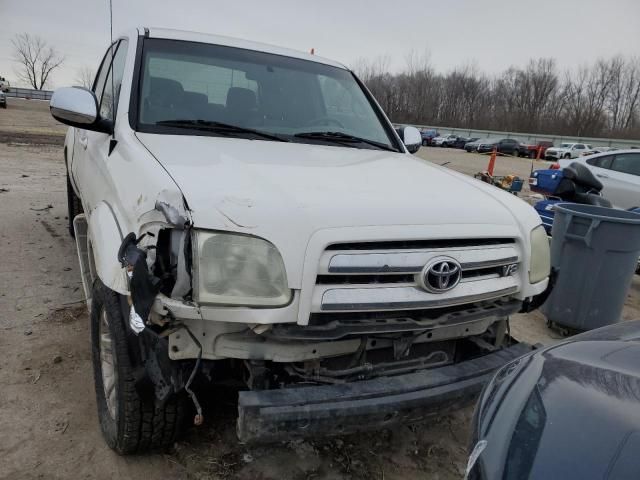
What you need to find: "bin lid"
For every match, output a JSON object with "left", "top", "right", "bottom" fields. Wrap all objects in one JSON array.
[{"left": 555, "top": 203, "right": 640, "bottom": 224}]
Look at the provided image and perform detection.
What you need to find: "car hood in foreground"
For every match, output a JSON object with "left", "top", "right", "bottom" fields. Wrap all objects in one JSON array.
[
  {"left": 471, "top": 320, "right": 640, "bottom": 480},
  {"left": 137, "top": 133, "right": 540, "bottom": 285}
]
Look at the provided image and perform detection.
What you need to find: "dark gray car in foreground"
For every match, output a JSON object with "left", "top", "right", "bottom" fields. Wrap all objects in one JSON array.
[{"left": 467, "top": 320, "right": 640, "bottom": 479}]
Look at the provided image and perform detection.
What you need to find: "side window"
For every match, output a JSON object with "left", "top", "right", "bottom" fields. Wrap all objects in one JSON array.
[
  {"left": 92, "top": 44, "right": 115, "bottom": 99},
  {"left": 574, "top": 144, "right": 585, "bottom": 150},
  {"left": 587, "top": 155, "right": 613, "bottom": 169},
  {"left": 100, "top": 39, "right": 128, "bottom": 122},
  {"left": 611, "top": 153, "right": 640, "bottom": 176}
]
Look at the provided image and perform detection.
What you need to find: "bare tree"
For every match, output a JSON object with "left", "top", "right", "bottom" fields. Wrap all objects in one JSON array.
[
  {"left": 354, "top": 52, "right": 640, "bottom": 139},
  {"left": 75, "top": 66, "right": 95, "bottom": 89},
  {"left": 11, "top": 33, "right": 65, "bottom": 90}
]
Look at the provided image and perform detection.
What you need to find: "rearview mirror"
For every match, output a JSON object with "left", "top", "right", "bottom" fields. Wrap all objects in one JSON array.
[
  {"left": 50, "top": 87, "right": 111, "bottom": 133},
  {"left": 402, "top": 126, "right": 421, "bottom": 154}
]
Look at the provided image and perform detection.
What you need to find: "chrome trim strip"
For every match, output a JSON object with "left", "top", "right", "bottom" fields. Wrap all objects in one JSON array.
[
  {"left": 315, "top": 276, "right": 519, "bottom": 312},
  {"left": 459, "top": 256, "right": 519, "bottom": 270},
  {"left": 324, "top": 247, "right": 519, "bottom": 275},
  {"left": 320, "top": 286, "right": 518, "bottom": 311}
]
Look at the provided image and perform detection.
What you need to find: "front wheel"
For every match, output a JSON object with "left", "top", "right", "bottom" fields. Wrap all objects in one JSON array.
[
  {"left": 564, "top": 153, "right": 571, "bottom": 159},
  {"left": 91, "top": 279, "right": 185, "bottom": 454}
]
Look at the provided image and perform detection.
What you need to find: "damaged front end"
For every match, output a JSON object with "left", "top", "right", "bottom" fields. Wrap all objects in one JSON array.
[
  {"left": 116, "top": 190, "right": 206, "bottom": 424},
  {"left": 106, "top": 192, "right": 533, "bottom": 442}
]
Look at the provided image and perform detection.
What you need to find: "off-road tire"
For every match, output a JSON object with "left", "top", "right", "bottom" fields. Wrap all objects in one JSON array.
[
  {"left": 91, "top": 278, "right": 185, "bottom": 454},
  {"left": 66, "top": 173, "right": 83, "bottom": 238}
]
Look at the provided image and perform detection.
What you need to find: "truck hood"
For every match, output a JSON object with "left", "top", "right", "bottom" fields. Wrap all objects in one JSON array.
[{"left": 137, "top": 134, "right": 539, "bottom": 285}]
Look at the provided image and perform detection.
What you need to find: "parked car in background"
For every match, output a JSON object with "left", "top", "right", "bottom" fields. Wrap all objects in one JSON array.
[
  {"left": 0, "top": 76, "right": 10, "bottom": 93},
  {"left": 557, "top": 149, "right": 640, "bottom": 209},
  {"left": 545, "top": 143, "right": 592, "bottom": 160},
  {"left": 0, "top": 91, "right": 6, "bottom": 109},
  {"left": 432, "top": 134, "right": 458, "bottom": 146},
  {"left": 477, "top": 138, "right": 521, "bottom": 155},
  {"left": 465, "top": 138, "right": 493, "bottom": 152},
  {"left": 420, "top": 128, "right": 439, "bottom": 146},
  {"left": 446, "top": 136, "right": 478, "bottom": 149},
  {"left": 467, "top": 321, "right": 640, "bottom": 480},
  {"left": 582, "top": 146, "right": 616, "bottom": 156},
  {"left": 518, "top": 140, "right": 553, "bottom": 159}
]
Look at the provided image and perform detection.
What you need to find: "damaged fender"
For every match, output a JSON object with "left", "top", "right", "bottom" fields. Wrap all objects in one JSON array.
[{"left": 87, "top": 202, "right": 129, "bottom": 295}]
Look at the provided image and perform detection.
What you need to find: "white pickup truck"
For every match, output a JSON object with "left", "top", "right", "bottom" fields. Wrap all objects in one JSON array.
[
  {"left": 545, "top": 142, "right": 593, "bottom": 160},
  {"left": 50, "top": 27, "right": 550, "bottom": 453}
]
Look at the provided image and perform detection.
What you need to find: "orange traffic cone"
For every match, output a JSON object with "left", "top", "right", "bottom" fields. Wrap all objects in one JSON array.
[
  {"left": 536, "top": 146, "right": 542, "bottom": 160},
  {"left": 487, "top": 147, "right": 497, "bottom": 176}
]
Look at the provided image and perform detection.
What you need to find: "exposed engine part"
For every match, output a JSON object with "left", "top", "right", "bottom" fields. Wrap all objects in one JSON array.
[
  {"left": 170, "top": 230, "right": 191, "bottom": 298},
  {"left": 286, "top": 350, "right": 450, "bottom": 384},
  {"left": 118, "top": 232, "right": 162, "bottom": 322},
  {"left": 251, "top": 324, "right": 272, "bottom": 335},
  {"left": 245, "top": 360, "right": 269, "bottom": 390},
  {"left": 181, "top": 324, "right": 204, "bottom": 426},
  {"left": 129, "top": 304, "right": 146, "bottom": 334}
]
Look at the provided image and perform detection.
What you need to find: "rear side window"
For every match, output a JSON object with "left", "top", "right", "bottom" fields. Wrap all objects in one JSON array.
[
  {"left": 587, "top": 155, "right": 613, "bottom": 169},
  {"left": 611, "top": 153, "right": 640, "bottom": 176},
  {"left": 574, "top": 144, "right": 585, "bottom": 149}
]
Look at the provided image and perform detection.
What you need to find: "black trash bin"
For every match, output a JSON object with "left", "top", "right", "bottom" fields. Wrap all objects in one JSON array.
[{"left": 542, "top": 203, "right": 640, "bottom": 331}]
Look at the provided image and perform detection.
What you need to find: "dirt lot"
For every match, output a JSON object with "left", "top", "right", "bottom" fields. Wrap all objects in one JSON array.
[{"left": 1, "top": 99, "right": 639, "bottom": 480}]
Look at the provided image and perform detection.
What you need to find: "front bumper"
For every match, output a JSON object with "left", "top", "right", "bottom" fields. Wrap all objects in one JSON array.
[{"left": 237, "top": 342, "right": 532, "bottom": 442}]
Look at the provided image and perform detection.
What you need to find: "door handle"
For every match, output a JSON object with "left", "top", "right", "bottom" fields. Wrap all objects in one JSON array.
[
  {"left": 78, "top": 135, "right": 88, "bottom": 149},
  {"left": 596, "top": 173, "right": 609, "bottom": 179}
]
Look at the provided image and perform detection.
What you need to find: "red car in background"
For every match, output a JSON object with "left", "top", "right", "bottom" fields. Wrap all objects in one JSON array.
[{"left": 518, "top": 140, "right": 554, "bottom": 158}]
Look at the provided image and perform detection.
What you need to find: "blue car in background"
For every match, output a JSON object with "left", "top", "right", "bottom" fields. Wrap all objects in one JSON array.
[{"left": 420, "top": 128, "right": 439, "bottom": 146}]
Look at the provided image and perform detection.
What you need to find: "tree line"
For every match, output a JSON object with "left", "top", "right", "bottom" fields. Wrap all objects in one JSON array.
[{"left": 354, "top": 54, "right": 640, "bottom": 140}]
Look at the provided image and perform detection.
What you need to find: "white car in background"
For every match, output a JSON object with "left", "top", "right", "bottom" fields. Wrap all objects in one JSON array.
[
  {"left": 559, "top": 149, "right": 640, "bottom": 209},
  {"left": 432, "top": 134, "right": 457, "bottom": 146},
  {"left": 546, "top": 143, "right": 592, "bottom": 160}
]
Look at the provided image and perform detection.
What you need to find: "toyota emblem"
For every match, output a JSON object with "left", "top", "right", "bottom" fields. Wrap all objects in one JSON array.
[{"left": 420, "top": 257, "right": 462, "bottom": 293}]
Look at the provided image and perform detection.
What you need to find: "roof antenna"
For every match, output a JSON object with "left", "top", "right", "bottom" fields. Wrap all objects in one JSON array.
[{"left": 108, "top": 0, "right": 117, "bottom": 155}]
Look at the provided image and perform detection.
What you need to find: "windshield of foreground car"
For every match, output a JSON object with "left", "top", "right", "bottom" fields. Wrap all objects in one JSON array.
[{"left": 137, "top": 38, "right": 399, "bottom": 151}]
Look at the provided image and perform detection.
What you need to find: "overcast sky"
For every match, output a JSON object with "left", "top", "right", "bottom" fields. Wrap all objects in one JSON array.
[{"left": 1, "top": 0, "right": 639, "bottom": 89}]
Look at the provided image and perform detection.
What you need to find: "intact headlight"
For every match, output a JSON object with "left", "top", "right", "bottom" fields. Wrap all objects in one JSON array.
[
  {"left": 193, "top": 231, "right": 291, "bottom": 307},
  {"left": 529, "top": 225, "right": 550, "bottom": 284}
]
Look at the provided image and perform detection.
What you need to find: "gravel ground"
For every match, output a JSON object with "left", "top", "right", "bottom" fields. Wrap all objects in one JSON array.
[{"left": 1, "top": 101, "right": 639, "bottom": 479}]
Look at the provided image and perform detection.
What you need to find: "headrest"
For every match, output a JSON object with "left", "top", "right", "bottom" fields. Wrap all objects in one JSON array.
[
  {"left": 184, "top": 91, "right": 208, "bottom": 105},
  {"left": 226, "top": 87, "right": 256, "bottom": 111},
  {"left": 149, "top": 77, "right": 184, "bottom": 105}
]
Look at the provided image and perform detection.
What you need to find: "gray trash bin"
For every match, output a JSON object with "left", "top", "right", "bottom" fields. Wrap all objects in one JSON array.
[{"left": 542, "top": 203, "right": 640, "bottom": 331}]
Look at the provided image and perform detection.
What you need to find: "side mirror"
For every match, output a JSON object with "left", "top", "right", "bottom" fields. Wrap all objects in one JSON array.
[
  {"left": 50, "top": 87, "right": 111, "bottom": 133},
  {"left": 402, "top": 126, "right": 421, "bottom": 154}
]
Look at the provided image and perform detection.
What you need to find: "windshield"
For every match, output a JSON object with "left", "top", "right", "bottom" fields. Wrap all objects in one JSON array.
[
  {"left": 137, "top": 39, "right": 398, "bottom": 151},
  {"left": 560, "top": 143, "right": 573, "bottom": 148}
]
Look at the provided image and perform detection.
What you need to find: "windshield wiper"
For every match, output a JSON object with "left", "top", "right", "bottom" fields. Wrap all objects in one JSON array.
[
  {"left": 294, "top": 131, "right": 398, "bottom": 152},
  {"left": 156, "top": 119, "right": 289, "bottom": 142}
]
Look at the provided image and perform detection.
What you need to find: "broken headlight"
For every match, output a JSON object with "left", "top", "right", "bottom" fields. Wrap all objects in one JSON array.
[{"left": 193, "top": 231, "right": 291, "bottom": 307}]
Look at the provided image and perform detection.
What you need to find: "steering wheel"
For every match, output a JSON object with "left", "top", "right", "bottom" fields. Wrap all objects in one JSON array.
[{"left": 305, "top": 116, "right": 345, "bottom": 129}]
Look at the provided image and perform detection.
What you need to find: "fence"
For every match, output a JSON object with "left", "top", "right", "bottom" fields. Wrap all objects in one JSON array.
[
  {"left": 4, "top": 87, "right": 53, "bottom": 101},
  {"left": 408, "top": 124, "right": 640, "bottom": 149}
]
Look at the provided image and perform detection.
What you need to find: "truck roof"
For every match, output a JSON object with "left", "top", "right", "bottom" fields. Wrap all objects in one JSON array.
[{"left": 141, "top": 27, "right": 348, "bottom": 71}]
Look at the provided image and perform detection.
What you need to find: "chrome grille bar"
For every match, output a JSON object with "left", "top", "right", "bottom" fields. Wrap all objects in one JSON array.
[{"left": 321, "top": 245, "right": 519, "bottom": 275}]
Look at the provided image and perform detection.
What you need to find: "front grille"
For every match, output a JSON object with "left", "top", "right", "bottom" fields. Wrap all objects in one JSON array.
[{"left": 311, "top": 239, "right": 521, "bottom": 315}]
